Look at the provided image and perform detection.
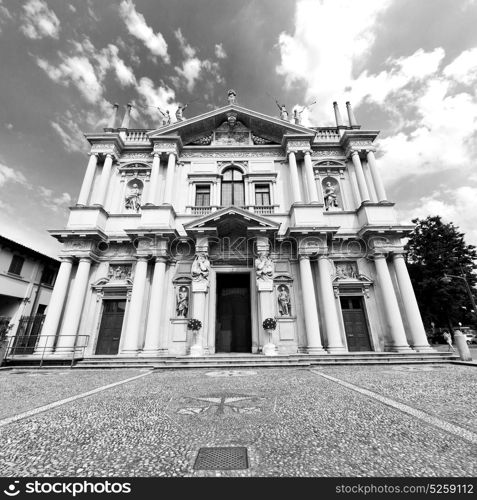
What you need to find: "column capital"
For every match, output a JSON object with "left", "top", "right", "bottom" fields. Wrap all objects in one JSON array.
[
  {"left": 298, "top": 254, "right": 310, "bottom": 261},
  {"left": 154, "top": 256, "right": 169, "bottom": 264},
  {"left": 302, "top": 149, "right": 312, "bottom": 156},
  {"left": 152, "top": 152, "right": 161, "bottom": 159},
  {"left": 373, "top": 252, "right": 388, "bottom": 260},
  {"left": 88, "top": 152, "right": 99, "bottom": 158},
  {"left": 286, "top": 149, "right": 297, "bottom": 158},
  {"left": 59, "top": 256, "right": 74, "bottom": 264},
  {"left": 392, "top": 250, "right": 407, "bottom": 259},
  {"left": 78, "top": 256, "right": 92, "bottom": 263}
]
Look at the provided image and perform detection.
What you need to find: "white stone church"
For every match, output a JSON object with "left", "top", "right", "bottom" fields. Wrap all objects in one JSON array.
[{"left": 32, "top": 90, "right": 433, "bottom": 361}]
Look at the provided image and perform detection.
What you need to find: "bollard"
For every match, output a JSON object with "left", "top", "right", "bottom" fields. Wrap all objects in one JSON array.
[{"left": 454, "top": 330, "right": 473, "bottom": 361}]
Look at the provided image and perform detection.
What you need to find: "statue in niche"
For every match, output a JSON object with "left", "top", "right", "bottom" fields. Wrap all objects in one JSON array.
[
  {"left": 275, "top": 99, "right": 289, "bottom": 121},
  {"left": 227, "top": 89, "right": 237, "bottom": 105},
  {"left": 176, "top": 286, "right": 189, "bottom": 317},
  {"left": 175, "top": 103, "right": 188, "bottom": 121},
  {"left": 335, "top": 262, "right": 358, "bottom": 279},
  {"left": 323, "top": 181, "right": 339, "bottom": 210},
  {"left": 277, "top": 285, "right": 291, "bottom": 316},
  {"left": 255, "top": 252, "right": 274, "bottom": 282},
  {"left": 191, "top": 253, "right": 210, "bottom": 281},
  {"left": 125, "top": 183, "right": 142, "bottom": 212}
]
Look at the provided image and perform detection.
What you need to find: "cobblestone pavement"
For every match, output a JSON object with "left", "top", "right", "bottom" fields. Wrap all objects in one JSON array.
[{"left": 0, "top": 365, "right": 476, "bottom": 477}]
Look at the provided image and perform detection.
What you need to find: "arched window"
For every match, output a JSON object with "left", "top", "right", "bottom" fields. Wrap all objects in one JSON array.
[{"left": 221, "top": 167, "right": 245, "bottom": 207}]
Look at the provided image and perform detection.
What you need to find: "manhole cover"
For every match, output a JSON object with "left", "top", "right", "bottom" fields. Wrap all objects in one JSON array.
[
  {"left": 205, "top": 370, "right": 257, "bottom": 377},
  {"left": 194, "top": 447, "right": 248, "bottom": 470}
]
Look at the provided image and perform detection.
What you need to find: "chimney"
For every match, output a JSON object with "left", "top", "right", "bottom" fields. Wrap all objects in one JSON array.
[
  {"left": 120, "top": 103, "right": 132, "bottom": 129},
  {"left": 333, "top": 102, "right": 344, "bottom": 127},
  {"left": 346, "top": 101, "right": 358, "bottom": 128},
  {"left": 106, "top": 103, "right": 119, "bottom": 129}
]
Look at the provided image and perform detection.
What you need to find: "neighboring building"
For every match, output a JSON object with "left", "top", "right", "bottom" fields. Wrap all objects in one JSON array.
[
  {"left": 0, "top": 235, "right": 59, "bottom": 352},
  {"left": 30, "top": 91, "right": 432, "bottom": 360}
]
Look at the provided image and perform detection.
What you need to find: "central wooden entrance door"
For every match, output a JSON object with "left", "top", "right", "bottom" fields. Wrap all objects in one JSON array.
[
  {"left": 340, "top": 296, "right": 372, "bottom": 351},
  {"left": 216, "top": 273, "right": 251, "bottom": 353},
  {"left": 95, "top": 300, "right": 126, "bottom": 355}
]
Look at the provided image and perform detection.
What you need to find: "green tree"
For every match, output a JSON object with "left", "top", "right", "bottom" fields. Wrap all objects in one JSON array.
[{"left": 405, "top": 216, "right": 477, "bottom": 331}]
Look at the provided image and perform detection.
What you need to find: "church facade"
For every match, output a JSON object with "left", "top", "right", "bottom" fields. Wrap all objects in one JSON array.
[{"left": 33, "top": 93, "right": 432, "bottom": 359}]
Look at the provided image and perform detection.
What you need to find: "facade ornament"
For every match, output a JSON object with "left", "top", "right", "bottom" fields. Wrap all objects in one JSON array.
[
  {"left": 108, "top": 264, "right": 132, "bottom": 281},
  {"left": 255, "top": 252, "right": 274, "bottom": 282},
  {"left": 191, "top": 252, "right": 210, "bottom": 282},
  {"left": 226, "top": 111, "right": 238, "bottom": 128},
  {"left": 176, "top": 286, "right": 189, "bottom": 317},
  {"left": 323, "top": 180, "right": 339, "bottom": 210},
  {"left": 190, "top": 134, "right": 213, "bottom": 145},
  {"left": 227, "top": 89, "right": 237, "bottom": 105},
  {"left": 334, "top": 262, "right": 358, "bottom": 279},
  {"left": 311, "top": 150, "right": 344, "bottom": 157},
  {"left": 277, "top": 284, "right": 291, "bottom": 316},
  {"left": 125, "top": 183, "right": 142, "bottom": 212}
]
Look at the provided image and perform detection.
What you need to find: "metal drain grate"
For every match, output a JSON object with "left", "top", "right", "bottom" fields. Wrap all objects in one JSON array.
[{"left": 194, "top": 447, "right": 248, "bottom": 470}]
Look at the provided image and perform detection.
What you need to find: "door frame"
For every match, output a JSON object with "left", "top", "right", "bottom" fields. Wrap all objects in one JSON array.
[
  {"left": 95, "top": 299, "right": 127, "bottom": 355},
  {"left": 209, "top": 267, "right": 257, "bottom": 354},
  {"left": 339, "top": 294, "right": 374, "bottom": 352}
]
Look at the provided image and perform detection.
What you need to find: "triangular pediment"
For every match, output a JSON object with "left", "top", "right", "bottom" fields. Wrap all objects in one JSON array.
[
  {"left": 147, "top": 104, "right": 314, "bottom": 146},
  {"left": 183, "top": 206, "right": 280, "bottom": 232}
]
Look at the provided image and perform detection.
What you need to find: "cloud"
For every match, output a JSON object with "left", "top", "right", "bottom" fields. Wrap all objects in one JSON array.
[
  {"left": 38, "top": 186, "right": 72, "bottom": 212},
  {"left": 135, "top": 77, "right": 178, "bottom": 121},
  {"left": 276, "top": 0, "right": 392, "bottom": 121},
  {"left": 173, "top": 29, "right": 224, "bottom": 92},
  {"left": 401, "top": 186, "right": 477, "bottom": 245},
  {"left": 215, "top": 43, "right": 227, "bottom": 59},
  {"left": 50, "top": 115, "right": 89, "bottom": 153},
  {"left": 37, "top": 55, "right": 104, "bottom": 104},
  {"left": 119, "top": 0, "right": 170, "bottom": 63},
  {"left": 5, "top": 123, "right": 13, "bottom": 130},
  {"left": 0, "top": 163, "right": 28, "bottom": 187},
  {"left": 20, "top": 0, "right": 60, "bottom": 40}
]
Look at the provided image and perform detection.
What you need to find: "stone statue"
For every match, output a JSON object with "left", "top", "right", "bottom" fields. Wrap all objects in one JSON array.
[
  {"left": 293, "top": 107, "right": 304, "bottom": 125},
  {"left": 175, "top": 103, "right": 188, "bottom": 121},
  {"left": 255, "top": 252, "right": 274, "bottom": 281},
  {"left": 227, "top": 89, "right": 237, "bottom": 105},
  {"left": 176, "top": 286, "right": 189, "bottom": 317},
  {"left": 108, "top": 265, "right": 131, "bottom": 281},
  {"left": 125, "top": 183, "right": 142, "bottom": 212},
  {"left": 323, "top": 181, "right": 339, "bottom": 210},
  {"left": 276, "top": 100, "right": 288, "bottom": 121},
  {"left": 159, "top": 108, "right": 171, "bottom": 126},
  {"left": 277, "top": 285, "right": 291, "bottom": 316},
  {"left": 191, "top": 253, "right": 210, "bottom": 281}
]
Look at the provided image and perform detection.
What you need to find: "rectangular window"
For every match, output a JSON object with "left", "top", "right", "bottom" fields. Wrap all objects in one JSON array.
[
  {"left": 255, "top": 184, "right": 271, "bottom": 206},
  {"left": 41, "top": 266, "right": 56, "bottom": 286},
  {"left": 195, "top": 185, "right": 211, "bottom": 206},
  {"left": 8, "top": 255, "right": 25, "bottom": 276}
]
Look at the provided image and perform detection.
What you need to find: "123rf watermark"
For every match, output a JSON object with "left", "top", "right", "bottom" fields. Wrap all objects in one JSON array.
[{"left": 3, "top": 480, "right": 132, "bottom": 497}]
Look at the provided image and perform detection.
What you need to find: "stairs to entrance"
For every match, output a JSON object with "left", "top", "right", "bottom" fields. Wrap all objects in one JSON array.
[{"left": 6, "top": 352, "right": 459, "bottom": 369}]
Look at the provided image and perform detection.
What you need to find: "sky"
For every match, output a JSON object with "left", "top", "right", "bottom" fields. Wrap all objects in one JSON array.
[{"left": 1, "top": 0, "right": 477, "bottom": 257}]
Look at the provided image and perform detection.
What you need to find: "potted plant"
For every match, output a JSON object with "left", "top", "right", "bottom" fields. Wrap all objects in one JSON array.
[
  {"left": 188, "top": 318, "right": 203, "bottom": 357},
  {"left": 262, "top": 317, "right": 277, "bottom": 356}
]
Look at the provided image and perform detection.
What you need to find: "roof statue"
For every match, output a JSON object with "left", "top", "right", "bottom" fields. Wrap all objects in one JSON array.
[{"left": 227, "top": 89, "right": 237, "bottom": 105}]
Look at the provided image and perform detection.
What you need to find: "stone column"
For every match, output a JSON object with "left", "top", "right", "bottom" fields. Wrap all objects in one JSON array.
[
  {"left": 142, "top": 257, "right": 167, "bottom": 355},
  {"left": 191, "top": 286, "right": 207, "bottom": 356},
  {"left": 77, "top": 154, "right": 98, "bottom": 206},
  {"left": 374, "top": 254, "right": 412, "bottom": 352},
  {"left": 35, "top": 258, "right": 73, "bottom": 354},
  {"left": 317, "top": 256, "right": 346, "bottom": 353},
  {"left": 94, "top": 154, "right": 113, "bottom": 206},
  {"left": 55, "top": 257, "right": 92, "bottom": 354},
  {"left": 121, "top": 257, "right": 149, "bottom": 355},
  {"left": 351, "top": 151, "right": 370, "bottom": 202},
  {"left": 303, "top": 150, "right": 319, "bottom": 203},
  {"left": 288, "top": 151, "right": 302, "bottom": 203},
  {"left": 163, "top": 153, "right": 176, "bottom": 204},
  {"left": 299, "top": 256, "right": 325, "bottom": 353},
  {"left": 146, "top": 153, "right": 161, "bottom": 205},
  {"left": 393, "top": 253, "right": 433, "bottom": 352},
  {"left": 366, "top": 150, "right": 387, "bottom": 202}
]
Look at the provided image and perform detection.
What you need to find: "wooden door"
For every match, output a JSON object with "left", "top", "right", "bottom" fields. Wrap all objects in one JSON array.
[
  {"left": 95, "top": 300, "right": 125, "bottom": 355},
  {"left": 340, "top": 296, "right": 371, "bottom": 351}
]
